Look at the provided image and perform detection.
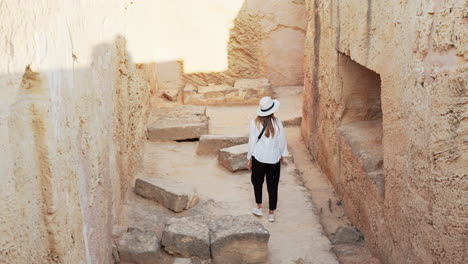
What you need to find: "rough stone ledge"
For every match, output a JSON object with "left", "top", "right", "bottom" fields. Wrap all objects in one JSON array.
[
  {"left": 115, "top": 227, "right": 161, "bottom": 264},
  {"left": 197, "top": 134, "right": 249, "bottom": 155},
  {"left": 134, "top": 177, "right": 200, "bottom": 213},
  {"left": 160, "top": 215, "right": 270, "bottom": 264},
  {"left": 162, "top": 216, "right": 211, "bottom": 259},
  {"left": 147, "top": 106, "right": 209, "bottom": 141}
]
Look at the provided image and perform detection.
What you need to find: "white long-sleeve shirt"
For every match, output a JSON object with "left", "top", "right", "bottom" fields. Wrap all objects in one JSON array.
[{"left": 247, "top": 118, "right": 288, "bottom": 164}]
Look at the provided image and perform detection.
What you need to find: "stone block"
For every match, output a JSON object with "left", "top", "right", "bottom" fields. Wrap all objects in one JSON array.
[
  {"left": 174, "top": 259, "right": 192, "bottom": 264},
  {"left": 209, "top": 215, "right": 270, "bottom": 264},
  {"left": 162, "top": 216, "right": 211, "bottom": 259},
  {"left": 282, "top": 116, "right": 302, "bottom": 127},
  {"left": 134, "top": 177, "right": 199, "bottom": 212},
  {"left": 147, "top": 121, "right": 209, "bottom": 141},
  {"left": 162, "top": 89, "right": 179, "bottom": 101},
  {"left": 332, "top": 225, "right": 362, "bottom": 245},
  {"left": 147, "top": 106, "right": 209, "bottom": 141},
  {"left": 234, "top": 78, "right": 271, "bottom": 92},
  {"left": 198, "top": 84, "right": 231, "bottom": 94},
  {"left": 115, "top": 228, "right": 160, "bottom": 264},
  {"left": 197, "top": 134, "right": 248, "bottom": 155},
  {"left": 218, "top": 144, "right": 249, "bottom": 172}
]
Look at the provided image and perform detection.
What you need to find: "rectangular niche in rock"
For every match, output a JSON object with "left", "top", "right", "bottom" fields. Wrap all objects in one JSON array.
[{"left": 337, "top": 53, "right": 385, "bottom": 197}]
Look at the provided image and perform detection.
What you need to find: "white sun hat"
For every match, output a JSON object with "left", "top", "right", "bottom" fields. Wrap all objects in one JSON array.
[{"left": 257, "top": 96, "right": 280, "bottom": 117}]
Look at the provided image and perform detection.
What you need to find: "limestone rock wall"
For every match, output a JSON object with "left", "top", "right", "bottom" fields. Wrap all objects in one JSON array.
[
  {"left": 0, "top": 1, "right": 157, "bottom": 263},
  {"left": 157, "top": 0, "right": 307, "bottom": 92},
  {"left": 302, "top": 0, "right": 467, "bottom": 263}
]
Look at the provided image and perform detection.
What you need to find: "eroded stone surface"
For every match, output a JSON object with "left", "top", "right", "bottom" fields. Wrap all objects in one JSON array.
[
  {"left": 115, "top": 228, "right": 160, "bottom": 264},
  {"left": 162, "top": 90, "right": 179, "bottom": 102},
  {"left": 333, "top": 225, "right": 362, "bottom": 245},
  {"left": 184, "top": 79, "right": 272, "bottom": 105},
  {"left": 283, "top": 116, "right": 302, "bottom": 127},
  {"left": 209, "top": 215, "right": 270, "bottom": 264},
  {"left": 197, "top": 134, "right": 248, "bottom": 155},
  {"left": 147, "top": 106, "right": 209, "bottom": 141},
  {"left": 134, "top": 177, "right": 199, "bottom": 212},
  {"left": 162, "top": 216, "right": 211, "bottom": 259},
  {"left": 218, "top": 144, "right": 249, "bottom": 172}
]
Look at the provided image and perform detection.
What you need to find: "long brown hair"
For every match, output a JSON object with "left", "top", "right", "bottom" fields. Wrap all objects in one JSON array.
[{"left": 255, "top": 114, "right": 278, "bottom": 138}]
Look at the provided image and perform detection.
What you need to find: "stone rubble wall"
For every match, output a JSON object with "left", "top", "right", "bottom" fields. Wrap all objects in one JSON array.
[
  {"left": 301, "top": 0, "right": 467, "bottom": 263},
  {"left": 0, "top": 1, "right": 158, "bottom": 263}
]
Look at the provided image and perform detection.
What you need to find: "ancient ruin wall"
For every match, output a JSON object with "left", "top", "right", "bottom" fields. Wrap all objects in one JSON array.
[
  {"left": 302, "top": 0, "right": 467, "bottom": 263},
  {"left": 0, "top": 1, "right": 156, "bottom": 263},
  {"left": 156, "top": 0, "right": 308, "bottom": 89}
]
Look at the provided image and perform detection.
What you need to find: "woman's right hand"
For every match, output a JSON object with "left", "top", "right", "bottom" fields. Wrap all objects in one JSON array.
[{"left": 247, "top": 159, "right": 252, "bottom": 170}]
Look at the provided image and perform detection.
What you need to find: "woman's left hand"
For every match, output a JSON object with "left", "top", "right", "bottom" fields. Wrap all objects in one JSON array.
[{"left": 247, "top": 159, "right": 252, "bottom": 170}]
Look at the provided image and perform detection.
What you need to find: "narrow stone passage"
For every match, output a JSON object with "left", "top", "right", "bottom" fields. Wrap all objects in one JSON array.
[{"left": 120, "top": 87, "right": 340, "bottom": 263}]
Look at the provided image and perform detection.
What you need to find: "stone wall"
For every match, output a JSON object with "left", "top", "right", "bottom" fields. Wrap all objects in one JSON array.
[
  {"left": 0, "top": 1, "right": 156, "bottom": 263},
  {"left": 302, "top": 0, "right": 467, "bottom": 263},
  {"left": 155, "top": 0, "right": 307, "bottom": 96}
]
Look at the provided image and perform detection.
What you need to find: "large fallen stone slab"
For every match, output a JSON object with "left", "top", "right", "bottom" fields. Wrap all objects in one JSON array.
[
  {"left": 147, "top": 106, "right": 209, "bottom": 141},
  {"left": 162, "top": 216, "right": 211, "bottom": 259},
  {"left": 197, "top": 134, "right": 248, "bottom": 155},
  {"left": 135, "top": 177, "right": 199, "bottom": 212},
  {"left": 209, "top": 215, "right": 270, "bottom": 264},
  {"left": 115, "top": 227, "right": 160, "bottom": 264},
  {"left": 218, "top": 144, "right": 249, "bottom": 172},
  {"left": 218, "top": 143, "right": 294, "bottom": 171}
]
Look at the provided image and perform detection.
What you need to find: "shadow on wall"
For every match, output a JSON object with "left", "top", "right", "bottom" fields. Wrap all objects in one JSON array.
[
  {"left": 154, "top": 0, "right": 307, "bottom": 91},
  {"left": 0, "top": 36, "right": 156, "bottom": 264}
]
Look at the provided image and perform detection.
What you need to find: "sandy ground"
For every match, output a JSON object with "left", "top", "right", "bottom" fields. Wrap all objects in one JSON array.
[{"left": 123, "top": 86, "right": 379, "bottom": 263}]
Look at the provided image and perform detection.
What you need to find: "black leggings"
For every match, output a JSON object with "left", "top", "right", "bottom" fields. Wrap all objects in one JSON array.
[{"left": 251, "top": 157, "right": 281, "bottom": 210}]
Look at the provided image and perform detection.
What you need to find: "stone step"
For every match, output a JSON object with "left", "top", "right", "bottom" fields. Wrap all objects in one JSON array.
[
  {"left": 115, "top": 227, "right": 161, "bottom": 264},
  {"left": 134, "top": 177, "right": 200, "bottom": 213},
  {"left": 147, "top": 106, "right": 209, "bottom": 141},
  {"left": 197, "top": 134, "right": 248, "bottom": 155},
  {"left": 209, "top": 215, "right": 270, "bottom": 264},
  {"left": 218, "top": 144, "right": 249, "bottom": 172},
  {"left": 161, "top": 215, "right": 270, "bottom": 264},
  {"left": 162, "top": 216, "right": 211, "bottom": 259},
  {"left": 218, "top": 144, "right": 294, "bottom": 172}
]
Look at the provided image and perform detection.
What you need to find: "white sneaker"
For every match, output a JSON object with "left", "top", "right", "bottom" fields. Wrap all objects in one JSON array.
[
  {"left": 252, "top": 208, "right": 263, "bottom": 216},
  {"left": 268, "top": 214, "right": 275, "bottom": 222}
]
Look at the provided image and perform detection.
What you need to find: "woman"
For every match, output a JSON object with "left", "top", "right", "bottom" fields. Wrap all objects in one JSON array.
[{"left": 246, "top": 96, "right": 288, "bottom": 222}]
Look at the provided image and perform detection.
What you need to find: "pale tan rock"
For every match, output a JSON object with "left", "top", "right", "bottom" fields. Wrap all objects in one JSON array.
[
  {"left": 283, "top": 116, "right": 302, "bottom": 127},
  {"left": 197, "top": 134, "right": 248, "bottom": 155},
  {"left": 162, "top": 216, "right": 211, "bottom": 259},
  {"left": 197, "top": 84, "right": 231, "bottom": 94},
  {"left": 157, "top": 60, "right": 185, "bottom": 90},
  {"left": 209, "top": 215, "right": 270, "bottom": 264},
  {"left": 147, "top": 106, "right": 209, "bottom": 141},
  {"left": 234, "top": 78, "right": 271, "bottom": 93},
  {"left": 302, "top": 1, "right": 467, "bottom": 263},
  {"left": 115, "top": 228, "right": 160, "bottom": 264},
  {"left": 161, "top": 90, "right": 179, "bottom": 102},
  {"left": 218, "top": 144, "right": 249, "bottom": 172},
  {"left": 134, "top": 177, "right": 199, "bottom": 213}
]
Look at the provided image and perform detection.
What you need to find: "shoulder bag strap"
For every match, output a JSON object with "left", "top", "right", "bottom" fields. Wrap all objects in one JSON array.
[{"left": 257, "top": 119, "right": 269, "bottom": 142}]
